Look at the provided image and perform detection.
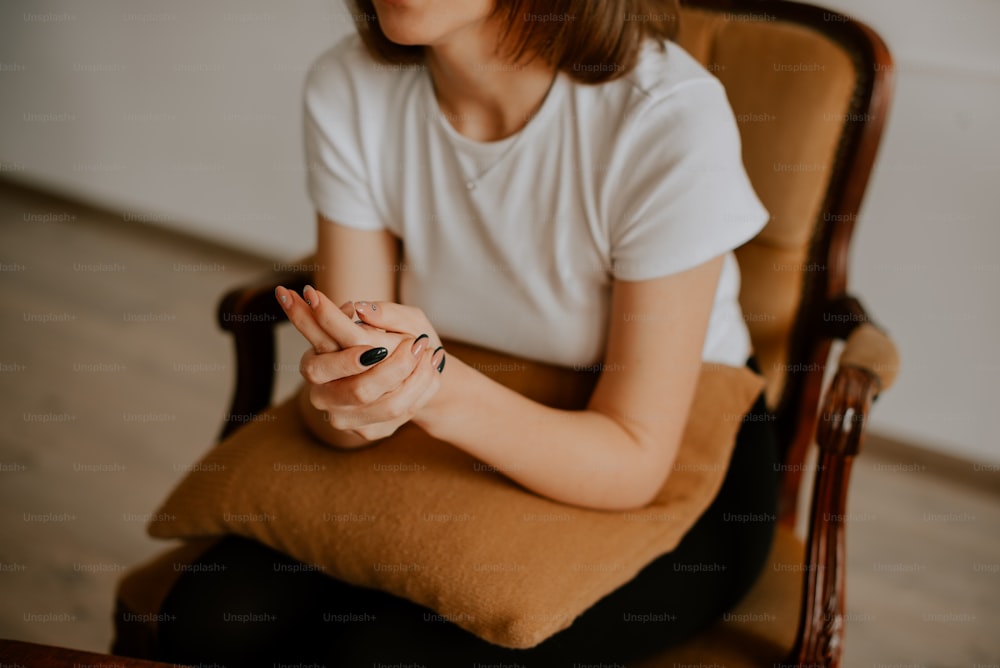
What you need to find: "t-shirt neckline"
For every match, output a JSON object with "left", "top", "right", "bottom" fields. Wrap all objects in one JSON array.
[{"left": 422, "top": 69, "right": 565, "bottom": 159}]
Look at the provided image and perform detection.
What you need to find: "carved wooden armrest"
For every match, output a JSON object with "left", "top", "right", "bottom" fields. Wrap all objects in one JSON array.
[
  {"left": 790, "top": 296, "right": 899, "bottom": 668},
  {"left": 216, "top": 257, "right": 315, "bottom": 440}
]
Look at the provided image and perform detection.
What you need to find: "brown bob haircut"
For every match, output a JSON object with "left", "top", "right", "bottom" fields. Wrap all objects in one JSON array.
[{"left": 348, "top": 0, "right": 681, "bottom": 84}]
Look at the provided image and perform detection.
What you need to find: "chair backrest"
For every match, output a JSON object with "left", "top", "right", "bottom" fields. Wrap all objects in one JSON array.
[{"left": 676, "top": 0, "right": 893, "bottom": 515}]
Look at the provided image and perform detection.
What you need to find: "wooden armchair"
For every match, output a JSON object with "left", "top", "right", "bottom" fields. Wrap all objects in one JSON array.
[{"left": 114, "top": 1, "right": 899, "bottom": 666}]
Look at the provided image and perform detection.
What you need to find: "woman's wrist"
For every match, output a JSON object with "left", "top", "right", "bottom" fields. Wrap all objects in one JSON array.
[{"left": 411, "top": 352, "right": 465, "bottom": 440}]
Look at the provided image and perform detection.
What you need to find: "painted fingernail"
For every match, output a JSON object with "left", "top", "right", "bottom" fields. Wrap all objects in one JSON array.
[
  {"left": 275, "top": 287, "right": 288, "bottom": 307},
  {"left": 354, "top": 320, "right": 364, "bottom": 325},
  {"left": 302, "top": 285, "right": 316, "bottom": 307},
  {"left": 433, "top": 346, "right": 446, "bottom": 373},
  {"left": 360, "top": 347, "right": 388, "bottom": 366},
  {"left": 411, "top": 334, "right": 429, "bottom": 356}
]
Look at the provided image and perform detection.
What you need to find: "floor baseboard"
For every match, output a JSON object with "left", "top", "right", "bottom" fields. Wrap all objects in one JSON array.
[{"left": 864, "top": 431, "right": 999, "bottom": 497}]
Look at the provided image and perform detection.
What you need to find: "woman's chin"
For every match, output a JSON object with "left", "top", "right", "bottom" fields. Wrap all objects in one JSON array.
[
  {"left": 382, "top": 32, "right": 426, "bottom": 47},
  {"left": 376, "top": 22, "right": 430, "bottom": 47}
]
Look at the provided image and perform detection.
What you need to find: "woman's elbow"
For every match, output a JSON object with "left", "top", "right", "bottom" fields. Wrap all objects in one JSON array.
[
  {"left": 582, "top": 456, "right": 674, "bottom": 512},
  {"left": 597, "top": 435, "right": 679, "bottom": 511},
  {"left": 596, "top": 477, "right": 666, "bottom": 511}
]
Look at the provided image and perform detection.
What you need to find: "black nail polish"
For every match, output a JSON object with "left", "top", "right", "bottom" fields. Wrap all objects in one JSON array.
[
  {"left": 360, "top": 347, "right": 388, "bottom": 366},
  {"left": 433, "top": 346, "right": 445, "bottom": 373},
  {"left": 415, "top": 333, "right": 429, "bottom": 344}
]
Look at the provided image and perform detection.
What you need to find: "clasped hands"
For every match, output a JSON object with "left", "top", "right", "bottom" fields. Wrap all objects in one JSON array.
[{"left": 275, "top": 285, "right": 446, "bottom": 442}]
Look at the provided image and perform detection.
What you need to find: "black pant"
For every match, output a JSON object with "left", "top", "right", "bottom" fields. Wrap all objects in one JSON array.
[{"left": 157, "top": 391, "right": 778, "bottom": 667}]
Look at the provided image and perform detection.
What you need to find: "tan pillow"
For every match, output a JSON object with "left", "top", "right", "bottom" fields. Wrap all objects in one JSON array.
[{"left": 148, "top": 340, "right": 764, "bottom": 649}]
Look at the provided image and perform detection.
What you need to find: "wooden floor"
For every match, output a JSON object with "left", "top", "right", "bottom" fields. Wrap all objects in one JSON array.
[{"left": 1, "top": 179, "right": 998, "bottom": 664}]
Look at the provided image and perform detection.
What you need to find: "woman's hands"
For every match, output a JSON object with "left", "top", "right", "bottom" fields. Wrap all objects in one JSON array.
[{"left": 275, "top": 284, "right": 445, "bottom": 443}]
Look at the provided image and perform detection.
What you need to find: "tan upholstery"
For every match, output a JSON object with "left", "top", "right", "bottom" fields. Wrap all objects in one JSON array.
[
  {"left": 677, "top": 8, "right": 858, "bottom": 407},
  {"left": 839, "top": 322, "right": 901, "bottom": 392},
  {"left": 674, "top": 7, "right": 726, "bottom": 63}
]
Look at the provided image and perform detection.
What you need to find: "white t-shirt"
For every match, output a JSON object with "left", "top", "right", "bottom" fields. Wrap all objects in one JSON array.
[{"left": 304, "top": 35, "right": 769, "bottom": 368}]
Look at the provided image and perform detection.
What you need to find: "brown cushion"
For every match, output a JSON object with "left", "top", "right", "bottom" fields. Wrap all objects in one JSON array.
[{"left": 147, "top": 341, "right": 764, "bottom": 649}]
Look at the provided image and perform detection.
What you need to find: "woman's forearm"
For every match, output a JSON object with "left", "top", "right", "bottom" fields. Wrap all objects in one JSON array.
[{"left": 413, "top": 357, "right": 682, "bottom": 511}]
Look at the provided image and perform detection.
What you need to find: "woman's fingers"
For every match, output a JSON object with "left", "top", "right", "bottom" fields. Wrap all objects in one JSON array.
[
  {"left": 353, "top": 301, "right": 430, "bottom": 341},
  {"left": 277, "top": 285, "right": 386, "bottom": 354},
  {"left": 303, "top": 285, "right": 372, "bottom": 349},
  {"left": 299, "top": 344, "right": 390, "bottom": 386},
  {"left": 308, "top": 336, "right": 442, "bottom": 430},
  {"left": 276, "top": 285, "right": 339, "bottom": 353},
  {"left": 351, "top": 348, "right": 442, "bottom": 441},
  {"left": 322, "top": 335, "right": 425, "bottom": 404},
  {"left": 354, "top": 300, "right": 445, "bottom": 373},
  {"left": 281, "top": 289, "right": 445, "bottom": 437}
]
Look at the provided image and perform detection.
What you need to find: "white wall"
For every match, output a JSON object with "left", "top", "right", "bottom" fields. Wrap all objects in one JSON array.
[
  {"left": 2, "top": 0, "right": 998, "bottom": 466},
  {"left": 813, "top": 0, "right": 1000, "bottom": 467},
  {"left": 0, "top": 0, "right": 355, "bottom": 255}
]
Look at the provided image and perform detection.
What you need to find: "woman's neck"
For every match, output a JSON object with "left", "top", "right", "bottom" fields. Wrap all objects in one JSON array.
[{"left": 425, "top": 24, "right": 556, "bottom": 143}]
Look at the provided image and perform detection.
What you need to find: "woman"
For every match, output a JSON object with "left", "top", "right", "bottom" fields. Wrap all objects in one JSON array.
[{"left": 158, "top": 0, "right": 778, "bottom": 664}]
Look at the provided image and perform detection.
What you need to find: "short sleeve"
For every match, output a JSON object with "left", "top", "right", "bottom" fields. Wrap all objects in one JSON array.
[
  {"left": 302, "top": 40, "right": 385, "bottom": 231},
  {"left": 610, "top": 78, "right": 769, "bottom": 281}
]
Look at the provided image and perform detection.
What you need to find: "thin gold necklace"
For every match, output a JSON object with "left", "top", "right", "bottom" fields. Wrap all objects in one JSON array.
[{"left": 435, "top": 74, "right": 557, "bottom": 191}]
